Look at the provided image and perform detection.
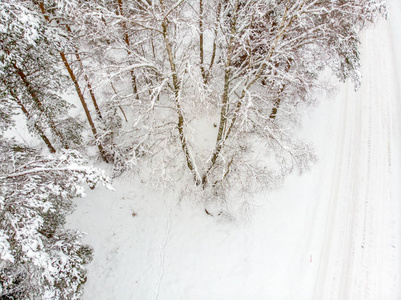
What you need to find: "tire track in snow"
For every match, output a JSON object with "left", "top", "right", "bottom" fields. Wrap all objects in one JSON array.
[
  {"left": 347, "top": 19, "right": 398, "bottom": 298},
  {"left": 313, "top": 19, "right": 399, "bottom": 300},
  {"left": 387, "top": 2, "right": 401, "bottom": 294},
  {"left": 313, "top": 80, "right": 350, "bottom": 300},
  {"left": 339, "top": 80, "right": 363, "bottom": 299}
]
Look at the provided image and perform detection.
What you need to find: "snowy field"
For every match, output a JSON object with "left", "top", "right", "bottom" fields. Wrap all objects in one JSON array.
[{"left": 67, "top": 1, "right": 401, "bottom": 299}]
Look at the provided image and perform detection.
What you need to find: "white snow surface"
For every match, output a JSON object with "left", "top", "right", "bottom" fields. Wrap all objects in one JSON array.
[{"left": 67, "top": 3, "right": 401, "bottom": 299}]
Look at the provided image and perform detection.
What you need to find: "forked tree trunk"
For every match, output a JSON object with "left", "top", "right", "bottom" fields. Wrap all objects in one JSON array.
[
  {"left": 160, "top": 2, "right": 200, "bottom": 184},
  {"left": 202, "top": 0, "right": 240, "bottom": 185},
  {"left": 202, "top": 2, "right": 297, "bottom": 185}
]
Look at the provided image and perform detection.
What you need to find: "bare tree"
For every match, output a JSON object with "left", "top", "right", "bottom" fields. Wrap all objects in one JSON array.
[
  {"left": 13, "top": 0, "right": 385, "bottom": 197},
  {"left": 113, "top": 0, "right": 386, "bottom": 195}
]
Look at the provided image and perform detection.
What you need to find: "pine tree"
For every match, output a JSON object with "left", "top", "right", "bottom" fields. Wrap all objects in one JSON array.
[
  {"left": 0, "top": 0, "right": 83, "bottom": 151},
  {"left": 0, "top": 139, "right": 112, "bottom": 299},
  {"left": 33, "top": 0, "right": 109, "bottom": 162}
]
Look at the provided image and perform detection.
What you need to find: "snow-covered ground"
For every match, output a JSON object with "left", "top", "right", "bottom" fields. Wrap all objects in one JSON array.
[{"left": 67, "top": 2, "right": 401, "bottom": 299}]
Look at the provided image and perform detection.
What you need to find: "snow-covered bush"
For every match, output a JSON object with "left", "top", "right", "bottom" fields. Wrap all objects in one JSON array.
[{"left": 0, "top": 139, "right": 112, "bottom": 299}]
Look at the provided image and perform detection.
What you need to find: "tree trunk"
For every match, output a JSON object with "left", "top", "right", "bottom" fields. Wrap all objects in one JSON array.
[
  {"left": 65, "top": 24, "right": 103, "bottom": 121},
  {"left": 37, "top": 2, "right": 108, "bottom": 162},
  {"left": 117, "top": 0, "right": 140, "bottom": 99},
  {"left": 202, "top": 4, "right": 298, "bottom": 184},
  {"left": 13, "top": 65, "right": 69, "bottom": 149},
  {"left": 208, "top": 1, "right": 222, "bottom": 79},
  {"left": 202, "top": 0, "right": 240, "bottom": 185},
  {"left": 269, "top": 61, "right": 291, "bottom": 120},
  {"left": 76, "top": 53, "right": 103, "bottom": 121},
  {"left": 85, "top": 75, "right": 103, "bottom": 120},
  {"left": 8, "top": 88, "right": 56, "bottom": 153},
  {"left": 59, "top": 51, "right": 109, "bottom": 163},
  {"left": 199, "top": 0, "right": 207, "bottom": 84},
  {"left": 161, "top": 9, "right": 200, "bottom": 184},
  {"left": 110, "top": 81, "right": 128, "bottom": 122}
]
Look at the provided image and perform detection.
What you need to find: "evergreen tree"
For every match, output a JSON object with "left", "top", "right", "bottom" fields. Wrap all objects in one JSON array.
[
  {"left": 0, "top": 139, "right": 112, "bottom": 299},
  {"left": 0, "top": 0, "right": 83, "bottom": 151}
]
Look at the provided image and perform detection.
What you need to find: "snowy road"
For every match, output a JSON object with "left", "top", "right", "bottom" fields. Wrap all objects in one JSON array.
[{"left": 313, "top": 9, "right": 401, "bottom": 300}]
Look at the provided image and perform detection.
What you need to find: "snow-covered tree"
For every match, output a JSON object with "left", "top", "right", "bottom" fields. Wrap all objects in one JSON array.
[
  {"left": 83, "top": 0, "right": 386, "bottom": 198},
  {"left": 197, "top": 0, "right": 388, "bottom": 190},
  {"left": 0, "top": 138, "right": 112, "bottom": 299},
  {"left": 31, "top": 0, "right": 112, "bottom": 162},
  {"left": 1, "top": 0, "right": 387, "bottom": 200},
  {"left": 0, "top": 93, "right": 17, "bottom": 138},
  {"left": 42, "top": 0, "right": 163, "bottom": 173},
  {"left": 0, "top": 0, "right": 83, "bottom": 152}
]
